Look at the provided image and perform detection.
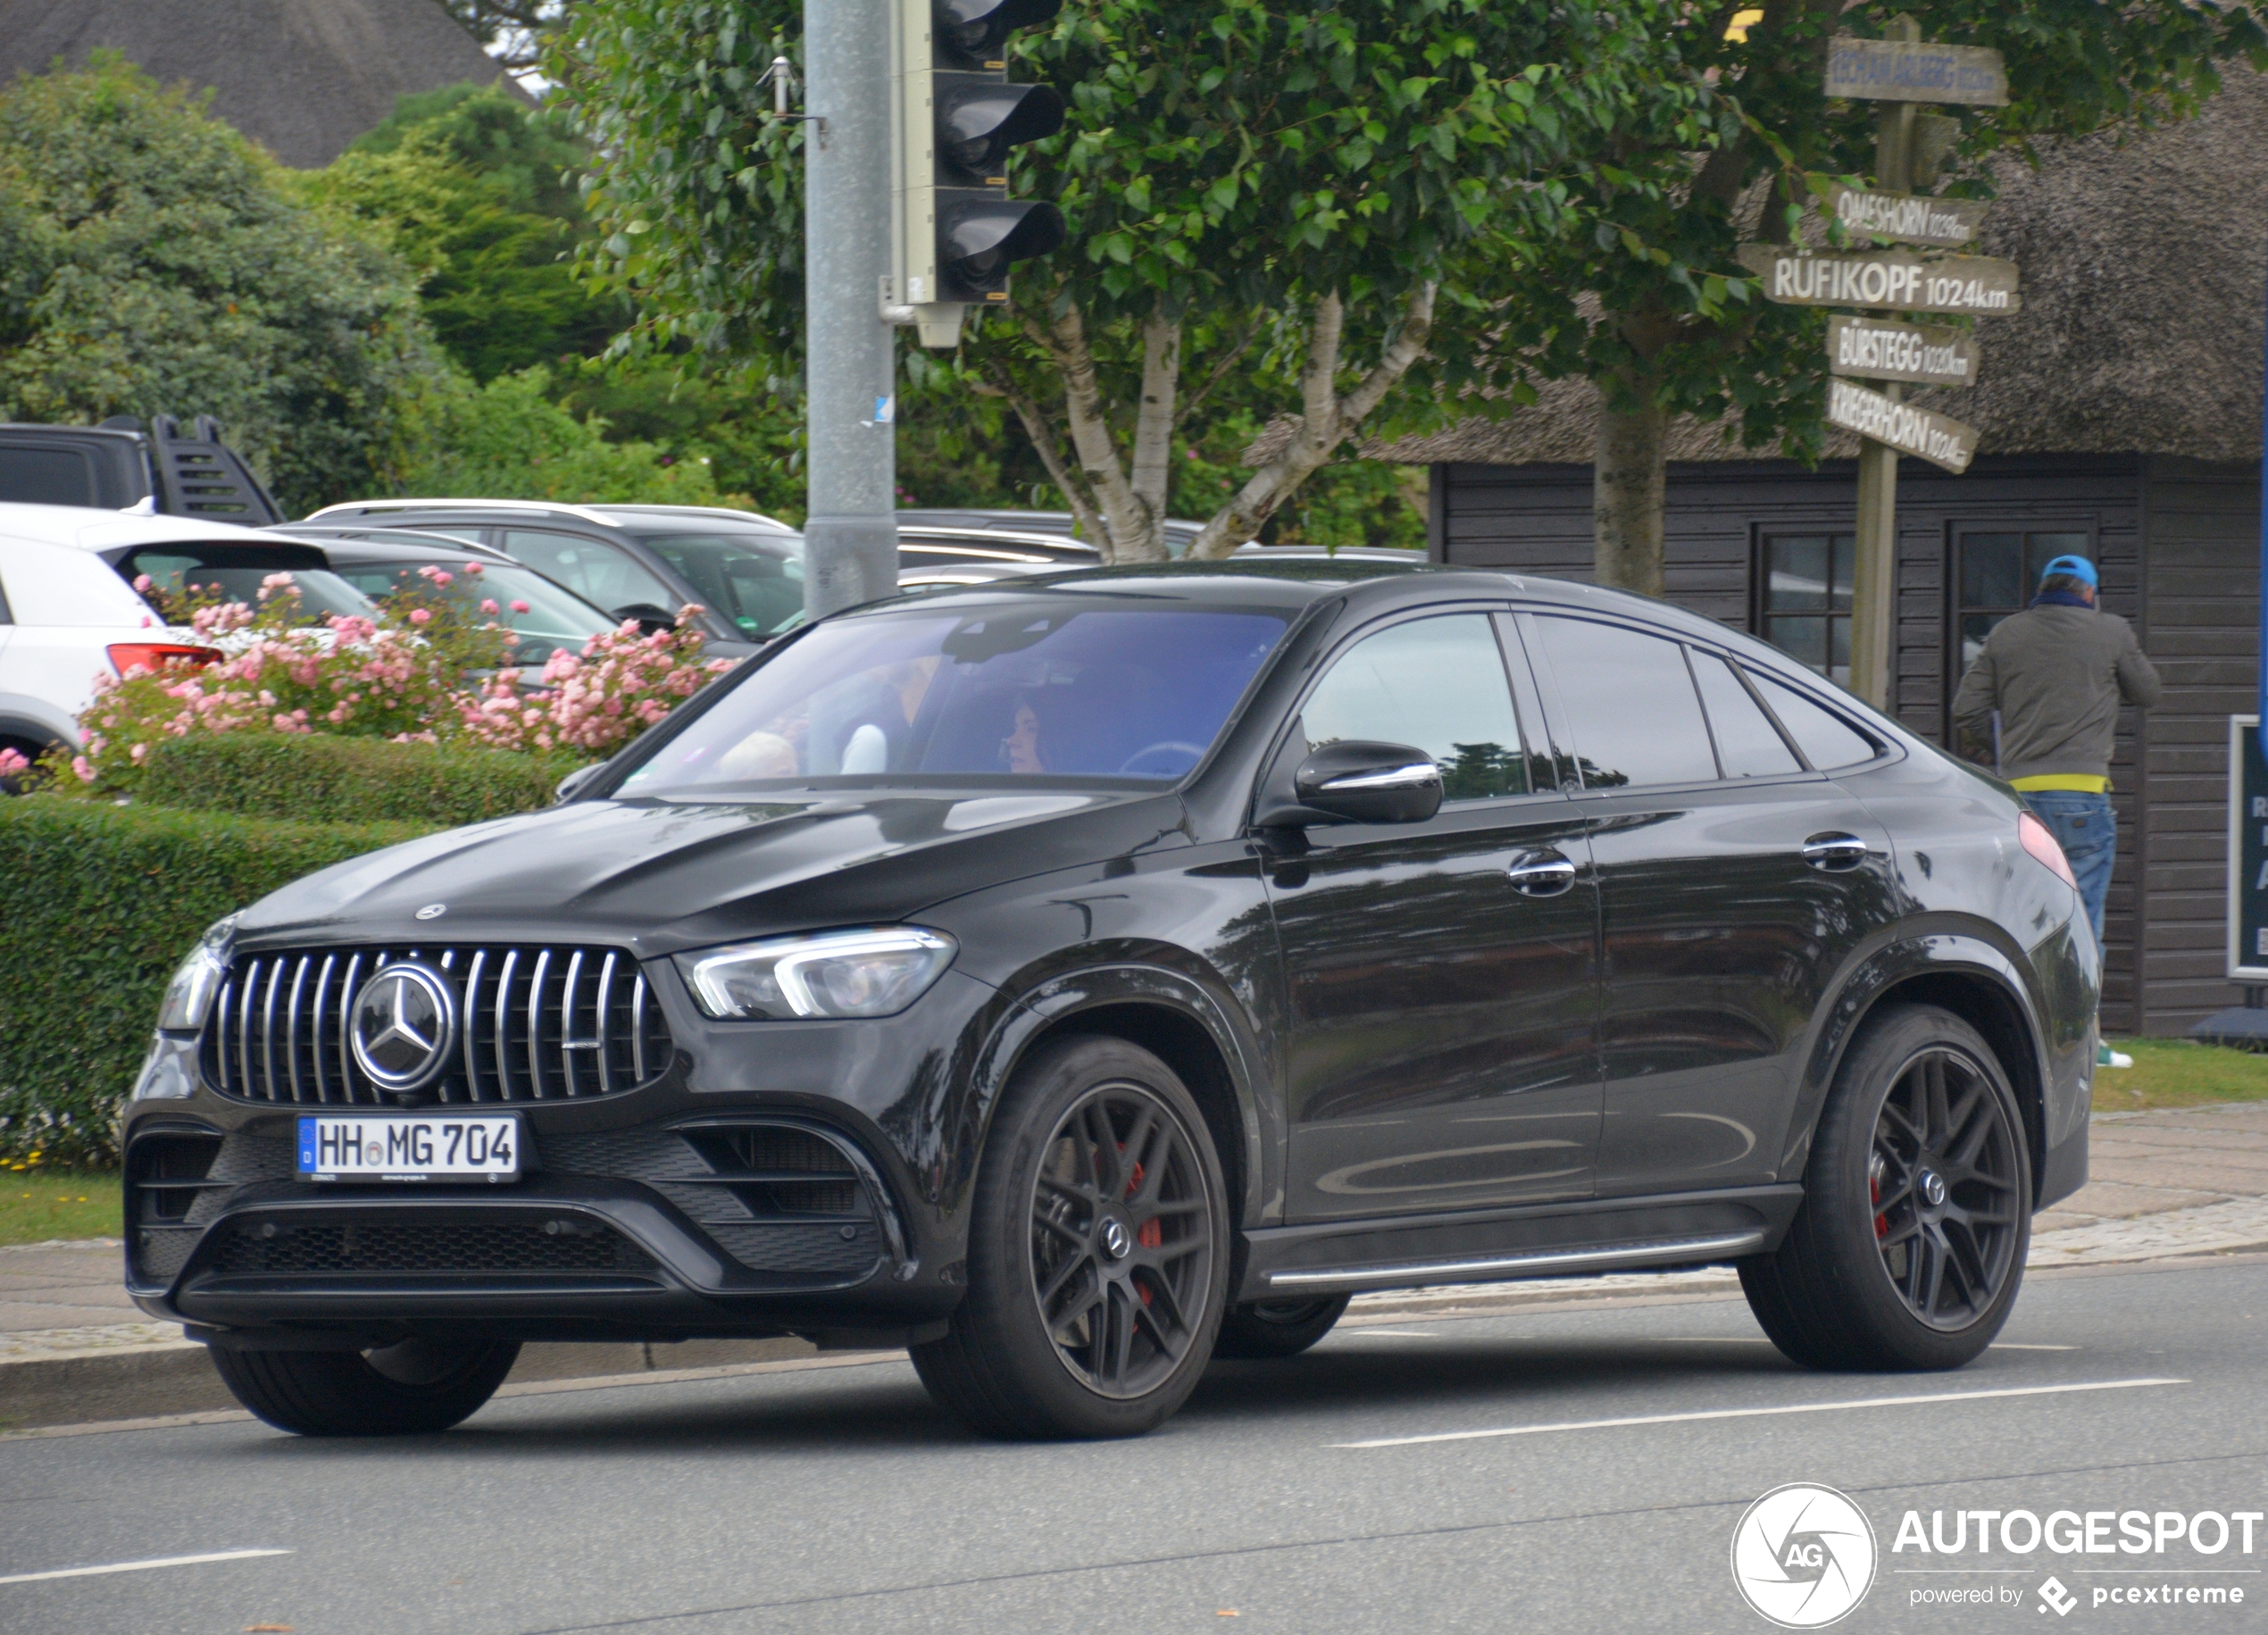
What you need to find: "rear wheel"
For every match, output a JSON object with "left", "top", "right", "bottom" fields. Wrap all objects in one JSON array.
[
  {"left": 210, "top": 1338, "right": 520, "bottom": 1436},
  {"left": 1213, "top": 1295, "right": 1351, "bottom": 1359},
  {"left": 912, "top": 1036, "right": 1230, "bottom": 1439},
  {"left": 1742, "top": 1004, "right": 2030, "bottom": 1371}
]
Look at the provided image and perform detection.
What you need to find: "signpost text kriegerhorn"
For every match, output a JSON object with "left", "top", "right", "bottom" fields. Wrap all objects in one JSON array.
[{"left": 1735, "top": 22, "right": 2013, "bottom": 711}]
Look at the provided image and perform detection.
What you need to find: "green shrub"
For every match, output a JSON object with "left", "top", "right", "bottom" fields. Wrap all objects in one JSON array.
[
  {"left": 131, "top": 734, "right": 585, "bottom": 826},
  {"left": 0, "top": 799, "right": 432, "bottom": 1166}
]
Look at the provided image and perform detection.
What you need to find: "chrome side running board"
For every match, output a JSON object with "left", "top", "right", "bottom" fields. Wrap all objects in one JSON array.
[{"left": 1265, "top": 1230, "right": 1768, "bottom": 1292}]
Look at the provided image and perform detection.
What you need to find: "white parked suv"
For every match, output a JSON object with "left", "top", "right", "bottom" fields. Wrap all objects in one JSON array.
[{"left": 0, "top": 503, "right": 375, "bottom": 770}]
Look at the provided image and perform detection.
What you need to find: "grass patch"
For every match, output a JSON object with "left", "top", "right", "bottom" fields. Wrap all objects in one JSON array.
[
  {"left": 0, "top": 1170, "right": 121, "bottom": 1247},
  {"left": 2099, "top": 1039, "right": 2268, "bottom": 1112}
]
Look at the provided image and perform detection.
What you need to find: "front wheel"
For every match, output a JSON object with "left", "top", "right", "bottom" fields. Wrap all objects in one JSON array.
[
  {"left": 210, "top": 1337, "right": 521, "bottom": 1436},
  {"left": 912, "top": 1036, "right": 1230, "bottom": 1439},
  {"left": 1742, "top": 1004, "right": 2031, "bottom": 1371}
]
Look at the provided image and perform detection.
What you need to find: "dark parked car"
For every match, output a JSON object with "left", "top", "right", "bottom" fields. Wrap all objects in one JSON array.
[
  {"left": 123, "top": 563, "right": 2097, "bottom": 1439},
  {"left": 0, "top": 416, "right": 283, "bottom": 523}
]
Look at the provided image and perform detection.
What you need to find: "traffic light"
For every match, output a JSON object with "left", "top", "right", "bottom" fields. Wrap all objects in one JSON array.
[{"left": 893, "top": 0, "right": 1067, "bottom": 346}]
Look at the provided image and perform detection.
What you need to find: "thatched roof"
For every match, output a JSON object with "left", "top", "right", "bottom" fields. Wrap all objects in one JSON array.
[
  {"left": 1318, "top": 66, "right": 2268, "bottom": 469},
  {"left": 0, "top": 0, "right": 515, "bottom": 168}
]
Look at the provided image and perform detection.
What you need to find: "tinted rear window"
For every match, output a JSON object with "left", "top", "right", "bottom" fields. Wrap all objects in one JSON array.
[{"left": 0, "top": 446, "right": 96, "bottom": 507}]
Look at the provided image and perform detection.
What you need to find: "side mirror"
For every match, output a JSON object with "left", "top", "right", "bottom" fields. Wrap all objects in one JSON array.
[
  {"left": 612, "top": 603, "right": 676, "bottom": 637},
  {"left": 1256, "top": 739, "right": 1442, "bottom": 828},
  {"left": 554, "top": 760, "right": 611, "bottom": 804}
]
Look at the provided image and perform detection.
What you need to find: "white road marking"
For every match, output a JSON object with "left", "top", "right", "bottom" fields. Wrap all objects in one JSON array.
[
  {"left": 1334, "top": 1330, "right": 1445, "bottom": 1339},
  {"left": 1650, "top": 1337, "right": 2075, "bottom": 1352},
  {"left": 1330, "top": 1377, "right": 2186, "bottom": 1448},
  {"left": 0, "top": 1548, "right": 291, "bottom": 1587}
]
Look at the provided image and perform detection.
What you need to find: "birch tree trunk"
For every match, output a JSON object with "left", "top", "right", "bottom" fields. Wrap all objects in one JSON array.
[{"left": 1187, "top": 282, "right": 1436, "bottom": 560}]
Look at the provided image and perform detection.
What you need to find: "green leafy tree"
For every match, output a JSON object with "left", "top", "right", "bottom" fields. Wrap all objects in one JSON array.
[
  {"left": 389, "top": 364, "right": 725, "bottom": 504},
  {"left": 553, "top": 0, "right": 1692, "bottom": 561},
  {"left": 304, "top": 84, "right": 621, "bottom": 382},
  {"left": 1492, "top": 1, "right": 2266, "bottom": 594},
  {"left": 0, "top": 55, "right": 443, "bottom": 514}
]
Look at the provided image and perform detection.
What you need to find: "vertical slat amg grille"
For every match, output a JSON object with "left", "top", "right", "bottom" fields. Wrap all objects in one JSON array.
[{"left": 202, "top": 946, "right": 673, "bottom": 1105}]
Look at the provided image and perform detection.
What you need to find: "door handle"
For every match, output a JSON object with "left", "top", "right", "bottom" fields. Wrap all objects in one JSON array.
[
  {"left": 1801, "top": 832, "right": 1869, "bottom": 871},
  {"left": 1507, "top": 853, "right": 1578, "bottom": 897}
]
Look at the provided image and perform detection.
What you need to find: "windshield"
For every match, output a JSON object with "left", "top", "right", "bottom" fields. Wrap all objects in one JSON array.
[
  {"left": 625, "top": 527, "right": 804, "bottom": 640},
  {"left": 619, "top": 599, "right": 1290, "bottom": 794},
  {"left": 115, "top": 548, "right": 375, "bottom": 624},
  {"left": 331, "top": 558, "right": 616, "bottom": 666}
]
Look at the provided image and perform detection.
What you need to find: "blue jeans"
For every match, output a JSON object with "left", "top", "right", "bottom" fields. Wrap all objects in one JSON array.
[{"left": 2025, "top": 790, "right": 2115, "bottom": 947}]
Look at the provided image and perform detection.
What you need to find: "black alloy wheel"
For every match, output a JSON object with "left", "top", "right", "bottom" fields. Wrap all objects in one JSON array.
[
  {"left": 1741, "top": 1003, "right": 2032, "bottom": 1372},
  {"left": 912, "top": 1036, "right": 1230, "bottom": 1438},
  {"left": 1213, "top": 1293, "right": 1352, "bottom": 1359},
  {"left": 1027, "top": 1081, "right": 1218, "bottom": 1397},
  {"left": 1868, "top": 1047, "right": 2023, "bottom": 1330}
]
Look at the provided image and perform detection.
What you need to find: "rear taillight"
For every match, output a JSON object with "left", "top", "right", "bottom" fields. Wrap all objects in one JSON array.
[
  {"left": 2018, "top": 811, "right": 2078, "bottom": 890},
  {"left": 107, "top": 643, "right": 222, "bottom": 678}
]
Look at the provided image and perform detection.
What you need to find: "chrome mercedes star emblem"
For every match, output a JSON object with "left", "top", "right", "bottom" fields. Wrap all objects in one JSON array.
[
  {"left": 349, "top": 963, "right": 457, "bottom": 1092},
  {"left": 1098, "top": 1218, "right": 1132, "bottom": 1261},
  {"left": 1919, "top": 1170, "right": 1948, "bottom": 1208},
  {"left": 414, "top": 904, "right": 447, "bottom": 921}
]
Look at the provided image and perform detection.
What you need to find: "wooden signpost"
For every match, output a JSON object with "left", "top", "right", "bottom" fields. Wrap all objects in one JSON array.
[
  {"left": 1732, "top": 18, "right": 2013, "bottom": 710},
  {"left": 1829, "top": 186, "right": 1989, "bottom": 248},
  {"left": 1824, "top": 35, "right": 2009, "bottom": 106},
  {"left": 1826, "top": 380, "right": 1976, "bottom": 472},
  {"left": 1828, "top": 315, "right": 1980, "bottom": 388},
  {"left": 1734, "top": 246, "right": 2020, "bottom": 314}
]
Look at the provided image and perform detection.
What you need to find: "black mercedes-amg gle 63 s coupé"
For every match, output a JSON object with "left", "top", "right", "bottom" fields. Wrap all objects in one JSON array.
[{"left": 124, "top": 562, "right": 2097, "bottom": 1439}]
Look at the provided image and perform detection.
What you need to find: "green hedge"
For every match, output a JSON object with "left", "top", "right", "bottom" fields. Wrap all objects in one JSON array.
[
  {"left": 130, "top": 734, "right": 587, "bottom": 826},
  {"left": 0, "top": 798, "right": 433, "bottom": 1167}
]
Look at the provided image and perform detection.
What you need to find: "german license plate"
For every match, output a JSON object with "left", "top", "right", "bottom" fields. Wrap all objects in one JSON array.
[{"left": 296, "top": 1114, "right": 521, "bottom": 1182}]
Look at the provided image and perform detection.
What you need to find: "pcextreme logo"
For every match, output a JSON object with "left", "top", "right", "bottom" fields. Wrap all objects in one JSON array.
[{"left": 1731, "top": 1483, "right": 1880, "bottom": 1628}]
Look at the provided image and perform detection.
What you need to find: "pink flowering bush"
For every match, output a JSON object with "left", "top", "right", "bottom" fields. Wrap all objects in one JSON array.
[
  {"left": 457, "top": 618, "right": 733, "bottom": 757},
  {"left": 64, "top": 570, "right": 732, "bottom": 793}
]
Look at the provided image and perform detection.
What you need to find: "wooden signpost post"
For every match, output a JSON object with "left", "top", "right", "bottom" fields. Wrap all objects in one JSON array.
[{"left": 1738, "top": 17, "right": 2013, "bottom": 710}]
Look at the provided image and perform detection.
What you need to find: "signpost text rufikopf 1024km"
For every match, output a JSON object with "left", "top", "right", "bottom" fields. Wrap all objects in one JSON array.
[{"left": 1739, "top": 15, "right": 2014, "bottom": 712}]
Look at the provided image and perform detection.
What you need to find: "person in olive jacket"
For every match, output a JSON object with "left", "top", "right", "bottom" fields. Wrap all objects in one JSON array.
[{"left": 1952, "top": 555, "right": 2160, "bottom": 1065}]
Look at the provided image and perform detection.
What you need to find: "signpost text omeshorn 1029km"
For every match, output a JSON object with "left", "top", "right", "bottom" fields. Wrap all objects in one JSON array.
[{"left": 1736, "top": 20, "right": 2014, "bottom": 711}]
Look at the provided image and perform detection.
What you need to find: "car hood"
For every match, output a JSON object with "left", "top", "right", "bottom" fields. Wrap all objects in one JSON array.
[{"left": 237, "top": 788, "right": 1191, "bottom": 957}]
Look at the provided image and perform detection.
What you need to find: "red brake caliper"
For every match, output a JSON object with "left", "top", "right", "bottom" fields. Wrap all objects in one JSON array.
[
  {"left": 1871, "top": 1172, "right": 1888, "bottom": 1239},
  {"left": 1124, "top": 1152, "right": 1160, "bottom": 1302}
]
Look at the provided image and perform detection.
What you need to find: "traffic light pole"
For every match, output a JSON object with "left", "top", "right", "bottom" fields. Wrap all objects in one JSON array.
[{"left": 803, "top": 0, "right": 900, "bottom": 621}]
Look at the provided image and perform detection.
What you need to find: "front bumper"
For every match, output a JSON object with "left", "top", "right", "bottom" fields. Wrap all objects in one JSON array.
[{"left": 124, "top": 1109, "right": 961, "bottom": 1349}]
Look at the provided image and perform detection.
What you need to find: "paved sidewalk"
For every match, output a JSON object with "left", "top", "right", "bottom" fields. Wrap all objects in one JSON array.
[{"left": 4, "top": 1104, "right": 2265, "bottom": 1419}]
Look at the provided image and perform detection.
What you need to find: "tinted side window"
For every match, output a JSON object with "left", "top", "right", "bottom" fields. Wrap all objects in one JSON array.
[
  {"left": 0, "top": 446, "right": 96, "bottom": 507},
  {"left": 1533, "top": 616, "right": 1716, "bottom": 788},
  {"left": 1692, "top": 654, "right": 1802, "bottom": 777},
  {"left": 1301, "top": 614, "right": 1527, "bottom": 800},
  {"left": 502, "top": 530, "right": 680, "bottom": 614},
  {"left": 1752, "top": 673, "right": 1879, "bottom": 769}
]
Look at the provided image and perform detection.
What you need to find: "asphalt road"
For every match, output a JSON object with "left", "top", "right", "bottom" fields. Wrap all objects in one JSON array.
[{"left": 4, "top": 1256, "right": 2264, "bottom": 1635}]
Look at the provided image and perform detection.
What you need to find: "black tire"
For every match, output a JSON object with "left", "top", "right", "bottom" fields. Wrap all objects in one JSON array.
[
  {"left": 210, "top": 1338, "right": 521, "bottom": 1436},
  {"left": 1742, "top": 1003, "right": 2032, "bottom": 1372},
  {"left": 1213, "top": 1295, "right": 1352, "bottom": 1359},
  {"left": 912, "top": 1035, "right": 1230, "bottom": 1439}
]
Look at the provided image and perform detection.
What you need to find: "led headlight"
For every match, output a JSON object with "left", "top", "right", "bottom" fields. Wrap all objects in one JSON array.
[
  {"left": 156, "top": 912, "right": 239, "bottom": 1031},
  {"left": 678, "top": 927, "right": 957, "bottom": 1021}
]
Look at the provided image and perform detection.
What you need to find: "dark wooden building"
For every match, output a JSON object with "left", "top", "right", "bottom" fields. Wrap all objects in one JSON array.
[{"left": 1397, "top": 74, "right": 2268, "bottom": 1039}]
